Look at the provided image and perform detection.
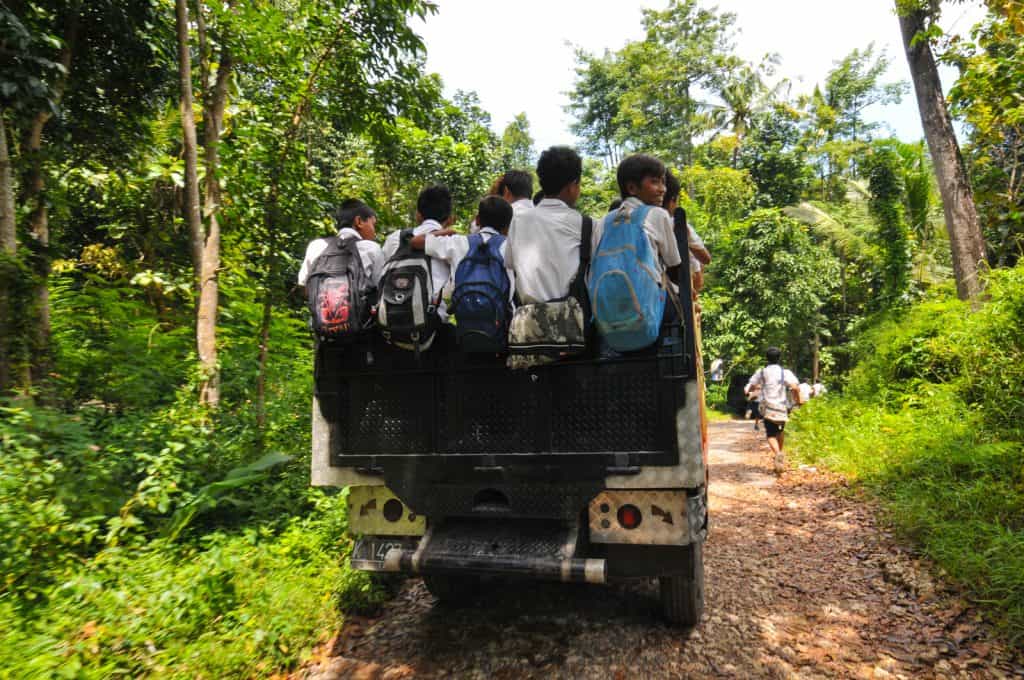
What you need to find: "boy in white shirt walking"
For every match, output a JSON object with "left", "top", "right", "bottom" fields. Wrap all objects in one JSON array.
[{"left": 745, "top": 347, "right": 801, "bottom": 474}]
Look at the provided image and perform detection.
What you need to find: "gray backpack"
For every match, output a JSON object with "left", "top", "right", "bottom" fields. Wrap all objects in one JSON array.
[{"left": 376, "top": 229, "right": 439, "bottom": 353}]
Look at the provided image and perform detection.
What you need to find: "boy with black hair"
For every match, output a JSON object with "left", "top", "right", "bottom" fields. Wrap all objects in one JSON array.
[
  {"left": 298, "top": 199, "right": 384, "bottom": 292},
  {"left": 506, "top": 145, "right": 586, "bottom": 303},
  {"left": 591, "top": 153, "right": 682, "bottom": 281},
  {"left": 497, "top": 170, "right": 535, "bottom": 217},
  {"left": 379, "top": 184, "right": 454, "bottom": 323},
  {"left": 745, "top": 346, "right": 800, "bottom": 474},
  {"left": 421, "top": 196, "right": 515, "bottom": 297},
  {"left": 662, "top": 169, "right": 711, "bottom": 292}
]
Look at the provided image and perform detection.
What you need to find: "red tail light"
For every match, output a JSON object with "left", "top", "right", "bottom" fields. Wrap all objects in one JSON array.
[{"left": 617, "top": 504, "right": 642, "bottom": 529}]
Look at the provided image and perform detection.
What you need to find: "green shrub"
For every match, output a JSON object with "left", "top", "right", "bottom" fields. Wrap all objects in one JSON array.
[{"left": 0, "top": 493, "right": 381, "bottom": 679}]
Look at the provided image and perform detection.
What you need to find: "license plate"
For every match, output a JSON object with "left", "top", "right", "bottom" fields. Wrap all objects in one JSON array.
[{"left": 352, "top": 537, "right": 416, "bottom": 570}]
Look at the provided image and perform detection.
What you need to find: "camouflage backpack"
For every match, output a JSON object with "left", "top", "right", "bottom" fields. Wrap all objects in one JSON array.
[{"left": 507, "top": 216, "right": 593, "bottom": 369}]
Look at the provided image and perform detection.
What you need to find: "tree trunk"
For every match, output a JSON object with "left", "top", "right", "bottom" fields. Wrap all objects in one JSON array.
[
  {"left": 812, "top": 332, "right": 820, "bottom": 384},
  {"left": 175, "top": 0, "right": 204, "bottom": 288},
  {"left": 0, "top": 113, "right": 15, "bottom": 393},
  {"left": 195, "top": 43, "right": 232, "bottom": 408},
  {"left": 19, "top": 10, "right": 76, "bottom": 389},
  {"left": 255, "top": 291, "right": 273, "bottom": 440},
  {"left": 898, "top": 5, "right": 987, "bottom": 302}
]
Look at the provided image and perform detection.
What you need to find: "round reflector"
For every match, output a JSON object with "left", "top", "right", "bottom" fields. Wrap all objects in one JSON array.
[{"left": 617, "top": 504, "right": 642, "bottom": 530}]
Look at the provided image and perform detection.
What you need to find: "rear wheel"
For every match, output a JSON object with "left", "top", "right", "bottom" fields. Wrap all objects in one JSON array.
[
  {"left": 659, "top": 542, "right": 705, "bottom": 627},
  {"left": 423, "top": 573, "right": 481, "bottom": 607}
]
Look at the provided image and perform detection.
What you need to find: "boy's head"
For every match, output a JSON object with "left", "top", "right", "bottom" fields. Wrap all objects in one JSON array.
[
  {"left": 416, "top": 184, "right": 453, "bottom": 225},
  {"left": 663, "top": 168, "right": 681, "bottom": 212},
  {"left": 477, "top": 195, "right": 514, "bottom": 234},
  {"left": 498, "top": 170, "right": 533, "bottom": 202},
  {"left": 335, "top": 199, "right": 377, "bottom": 241},
  {"left": 617, "top": 153, "right": 666, "bottom": 206},
  {"left": 766, "top": 346, "right": 782, "bottom": 364},
  {"left": 537, "top": 146, "right": 582, "bottom": 206}
]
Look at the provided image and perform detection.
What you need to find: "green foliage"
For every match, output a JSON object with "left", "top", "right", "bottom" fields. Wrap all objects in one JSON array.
[
  {"left": 500, "top": 113, "right": 534, "bottom": 171},
  {"left": 0, "top": 494, "right": 384, "bottom": 678},
  {"left": 865, "top": 142, "right": 912, "bottom": 306},
  {"left": 678, "top": 164, "right": 755, "bottom": 237},
  {"left": 738, "top": 106, "right": 813, "bottom": 208},
  {"left": 790, "top": 265, "right": 1024, "bottom": 642}
]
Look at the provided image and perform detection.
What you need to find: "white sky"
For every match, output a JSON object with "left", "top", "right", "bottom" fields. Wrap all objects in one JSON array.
[{"left": 414, "top": 0, "right": 987, "bottom": 156}]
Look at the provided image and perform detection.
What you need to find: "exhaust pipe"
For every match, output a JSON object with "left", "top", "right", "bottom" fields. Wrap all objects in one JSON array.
[{"left": 383, "top": 548, "right": 607, "bottom": 584}]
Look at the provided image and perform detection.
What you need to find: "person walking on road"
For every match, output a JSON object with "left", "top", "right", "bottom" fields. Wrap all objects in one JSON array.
[{"left": 745, "top": 347, "right": 800, "bottom": 474}]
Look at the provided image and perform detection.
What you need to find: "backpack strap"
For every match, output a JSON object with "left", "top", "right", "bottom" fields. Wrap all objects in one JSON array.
[
  {"left": 466, "top": 233, "right": 485, "bottom": 261},
  {"left": 570, "top": 216, "right": 594, "bottom": 328}
]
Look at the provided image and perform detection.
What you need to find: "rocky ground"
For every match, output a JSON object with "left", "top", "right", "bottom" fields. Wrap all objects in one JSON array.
[{"left": 295, "top": 420, "right": 1022, "bottom": 679}]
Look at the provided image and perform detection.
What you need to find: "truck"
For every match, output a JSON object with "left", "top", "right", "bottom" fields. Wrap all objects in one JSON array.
[{"left": 310, "top": 244, "right": 708, "bottom": 626}]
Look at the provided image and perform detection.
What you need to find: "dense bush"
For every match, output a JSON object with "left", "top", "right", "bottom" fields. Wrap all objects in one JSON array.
[
  {"left": 0, "top": 493, "right": 382, "bottom": 678},
  {"left": 790, "top": 265, "right": 1024, "bottom": 643}
]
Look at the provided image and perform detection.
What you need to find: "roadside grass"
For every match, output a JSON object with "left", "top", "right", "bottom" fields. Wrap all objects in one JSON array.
[
  {"left": 0, "top": 493, "right": 383, "bottom": 679},
  {"left": 788, "top": 270, "right": 1024, "bottom": 646}
]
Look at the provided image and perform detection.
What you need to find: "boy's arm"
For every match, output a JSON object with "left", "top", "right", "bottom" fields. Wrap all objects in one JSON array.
[
  {"left": 411, "top": 228, "right": 457, "bottom": 251},
  {"left": 424, "top": 232, "right": 466, "bottom": 267}
]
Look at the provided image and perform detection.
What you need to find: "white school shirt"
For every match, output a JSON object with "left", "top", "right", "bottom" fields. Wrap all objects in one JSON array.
[
  {"left": 591, "top": 197, "right": 683, "bottom": 278},
  {"left": 425, "top": 226, "right": 516, "bottom": 302},
  {"left": 798, "top": 382, "right": 812, "bottom": 404},
  {"left": 381, "top": 220, "right": 452, "bottom": 322},
  {"left": 297, "top": 228, "right": 385, "bottom": 286},
  {"left": 687, "top": 223, "right": 705, "bottom": 273},
  {"left": 511, "top": 197, "right": 534, "bottom": 217},
  {"left": 505, "top": 198, "right": 585, "bottom": 304},
  {"left": 747, "top": 364, "right": 799, "bottom": 407}
]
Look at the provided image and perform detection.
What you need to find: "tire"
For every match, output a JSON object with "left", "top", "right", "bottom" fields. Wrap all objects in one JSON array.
[
  {"left": 422, "top": 573, "right": 480, "bottom": 607},
  {"left": 659, "top": 542, "right": 705, "bottom": 627}
]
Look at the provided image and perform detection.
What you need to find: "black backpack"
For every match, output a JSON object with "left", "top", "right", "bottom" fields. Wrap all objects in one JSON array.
[
  {"left": 306, "top": 235, "right": 372, "bottom": 343},
  {"left": 376, "top": 229, "right": 439, "bottom": 353}
]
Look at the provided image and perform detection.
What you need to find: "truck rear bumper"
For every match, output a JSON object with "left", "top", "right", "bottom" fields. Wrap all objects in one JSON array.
[{"left": 354, "top": 518, "right": 607, "bottom": 584}]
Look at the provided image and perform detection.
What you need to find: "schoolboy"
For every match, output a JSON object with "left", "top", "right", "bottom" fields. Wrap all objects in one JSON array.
[
  {"left": 592, "top": 154, "right": 682, "bottom": 281},
  {"left": 505, "top": 146, "right": 586, "bottom": 303},
  {"left": 497, "top": 170, "right": 535, "bottom": 218},
  {"left": 380, "top": 185, "right": 454, "bottom": 322},
  {"left": 662, "top": 169, "right": 711, "bottom": 292},
  {"left": 297, "top": 199, "right": 384, "bottom": 292},
  {"left": 417, "top": 196, "right": 516, "bottom": 302}
]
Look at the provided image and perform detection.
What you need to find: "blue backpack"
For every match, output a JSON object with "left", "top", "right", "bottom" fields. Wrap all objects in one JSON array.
[
  {"left": 586, "top": 204, "right": 666, "bottom": 351},
  {"left": 451, "top": 233, "right": 511, "bottom": 353}
]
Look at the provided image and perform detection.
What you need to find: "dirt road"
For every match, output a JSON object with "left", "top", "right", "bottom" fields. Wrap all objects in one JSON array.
[{"left": 298, "top": 420, "right": 1021, "bottom": 679}]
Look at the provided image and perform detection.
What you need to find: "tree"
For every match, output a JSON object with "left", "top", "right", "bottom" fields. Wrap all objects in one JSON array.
[
  {"left": 897, "top": 0, "right": 987, "bottom": 301},
  {"left": 568, "top": 0, "right": 738, "bottom": 167},
  {"left": 567, "top": 49, "right": 629, "bottom": 165},
  {"left": 705, "top": 57, "right": 783, "bottom": 167},
  {"left": 500, "top": 113, "right": 533, "bottom": 171},
  {"left": 948, "top": 11, "right": 1024, "bottom": 267},
  {"left": 702, "top": 209, "right": 839, "bottom": 376},
  {"left": 738, "top": 107, "right": 812, "bottom": 208},
  {"left": 620, "top": 0, "right": 738, "bottom": 165}
]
